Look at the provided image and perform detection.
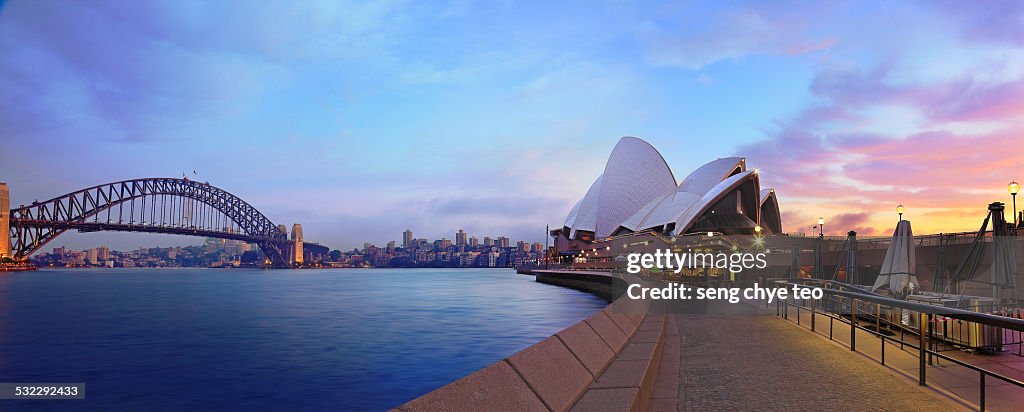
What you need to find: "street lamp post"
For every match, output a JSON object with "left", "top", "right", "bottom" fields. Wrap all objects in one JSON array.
[
  {"left": 897, "top": 204, "right": 905, "bottom": 222},
  {"left": 817, "top": 217, "right": 825, "bottom": 237},
  {"left": 1010, "top": 181, "right": 1020, "bottom": 226}
]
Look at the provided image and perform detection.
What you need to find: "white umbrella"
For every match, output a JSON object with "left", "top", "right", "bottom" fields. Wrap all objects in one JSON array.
[{"left": 871, "top": 220, "right": 920, "bottom": 297}]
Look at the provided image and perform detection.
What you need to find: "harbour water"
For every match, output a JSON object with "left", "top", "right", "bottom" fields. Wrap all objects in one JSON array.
[{"left": 0, "top": 268, "right": 606, "bottom": 411}]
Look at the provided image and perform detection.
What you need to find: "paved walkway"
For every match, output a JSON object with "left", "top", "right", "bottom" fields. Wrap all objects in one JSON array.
[{"left": 669, "top": 300, "right": 960, "bottom": 411}]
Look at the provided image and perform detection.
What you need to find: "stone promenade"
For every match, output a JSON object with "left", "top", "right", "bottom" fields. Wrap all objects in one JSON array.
[{"left": 668, "top": 300, "right": 960, "bottom": 411}]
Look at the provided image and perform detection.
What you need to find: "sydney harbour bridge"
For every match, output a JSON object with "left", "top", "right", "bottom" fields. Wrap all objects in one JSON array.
[{"left": 3, "top": 178, "right": 311, "bottom": 268}]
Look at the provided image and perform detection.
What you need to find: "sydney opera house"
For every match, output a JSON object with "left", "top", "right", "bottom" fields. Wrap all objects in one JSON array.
[{"left": 552, "top": 136, "right": 782, "bottom": 253}]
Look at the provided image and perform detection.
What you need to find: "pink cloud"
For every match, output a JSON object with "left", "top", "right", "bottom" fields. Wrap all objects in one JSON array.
[{"left": 743, "top": 64, "right": 1024, "bottom": 235}]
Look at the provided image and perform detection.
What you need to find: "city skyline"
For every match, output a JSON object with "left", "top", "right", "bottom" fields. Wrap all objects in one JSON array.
[{"left": 3, "top": 1, "right": 1024, "bottom": 251}]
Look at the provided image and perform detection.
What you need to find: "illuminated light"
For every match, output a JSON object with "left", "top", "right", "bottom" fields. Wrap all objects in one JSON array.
[
  {"left": 754, "top": 225, "right": 762, "bottom": 233},
  {"left": 897, "top": 204, "right": 905, "bottom": 215},
  {"left": 1010, "top": 181, "right": 1020, "bottom": 195},
  {"left": 707, "top": 232, "right": 713, "bottom": 237},
  {"left": 817, "top": 217, "right": 825, "bottom": 225}
]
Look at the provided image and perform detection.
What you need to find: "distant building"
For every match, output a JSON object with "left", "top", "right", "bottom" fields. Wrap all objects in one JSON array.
[
  {"left": 469, "top": 236, "right": 479, "bottom": 247},
  {"left": 456, "top": 229, "right": 467, "bottom": 247},
  {"left": 291, "top": 223, "right": 304, "bottom": 264},
  {"left": 496, "top": 237, "right": 510, "bottom": 248},
  {"left": 0, "top": 182, "right": 9, "bottom": 258},
  {"left": 483, "top": 237, "right": 493, "bottom": 247},
  {"left": 402, "top": 229, "right": 414, "bottom": 249}
]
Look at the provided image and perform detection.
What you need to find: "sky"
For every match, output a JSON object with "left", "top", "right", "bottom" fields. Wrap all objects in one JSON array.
[{"left": 1, "top": 1, "right": 1023, "bottom": 251}]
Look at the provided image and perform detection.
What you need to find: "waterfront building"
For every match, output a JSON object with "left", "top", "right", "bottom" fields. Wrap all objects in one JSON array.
[
  {"left": 291, "top": 223, "right": 304, "bottom": 264},
  {"left": 469, "top": 236, "right": 479, "bottom": 247},
  {"left": 483, "top": 237, "right": 493, "bottom": 247},
  {"left": 552, "top": 136, "right": 782, "bottom": 252},
  {"left": 456, "top": 229, "right": 467, "bottom": 247}
]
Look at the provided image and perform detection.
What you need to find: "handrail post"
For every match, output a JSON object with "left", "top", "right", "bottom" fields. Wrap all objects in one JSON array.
[
  {"left": 851, "top": 298, "right": 857, "bottom": 351},
  {"left": 811, "top": 297, "right": 816, "bottom": 332},
  {"left": 919, "top": 312, "right": 927, "bottom": 386},
  {"left": 980, "top": 371, "right": 986, "bottom": 411},
  {"left": 928, "top": 314, "right": 934, "bottom": 366},
  {"left": 882, "top": 335, "right": 886, "bottom": 365}
]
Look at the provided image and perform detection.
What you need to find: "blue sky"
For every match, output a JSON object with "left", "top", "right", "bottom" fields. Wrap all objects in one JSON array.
[{"left": 2, "top": 1, "right": 1023, "bottom": 250}]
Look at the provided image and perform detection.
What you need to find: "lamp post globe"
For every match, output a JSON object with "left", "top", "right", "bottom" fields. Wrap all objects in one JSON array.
[
  {"left": 897, "top": 204, "right": 905, "bottom": 222},
  {"left": 817, "top": 217, "right": 825, "bottom": 237}
]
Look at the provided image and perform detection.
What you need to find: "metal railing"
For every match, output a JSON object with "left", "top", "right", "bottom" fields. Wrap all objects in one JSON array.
[{"left": 775, "top": 281, "right": 1024, "bottom": 411}]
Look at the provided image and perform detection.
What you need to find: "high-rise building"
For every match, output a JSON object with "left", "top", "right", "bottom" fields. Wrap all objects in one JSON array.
[
  {"left": 483, "top": 237, "right": 493, "bottom": 247},
  {"left": 496, "top": 237, "right": 510, "bottom": 248},
  {"left": 456, "top": 229, "right": 467, "bottom": 247},
  {"left": 469, "top": 236, "right": 479, "bottom": 247},
  {"left": 0, "top": 182, "right": 9, "bottom": 258},
  {"left": 402, "top": 229, "right": 414, "bottom": 249},
  {"left": 439, "top": 238, "right": 452, "bottom": 249},
  {"left": 86, "top": 248, "right": 99, "bottom": 264},
  {"left": 97, "top": 246, "right": 110, "bottom": 260},
  {"left": 291, "top": 223, "right": 304, "bottom": 264}
]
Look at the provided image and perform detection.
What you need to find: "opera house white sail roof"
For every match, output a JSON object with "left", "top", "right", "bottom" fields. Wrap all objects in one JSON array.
[{"left": 560, "top": 136, "right": 782, "bottom": 240}]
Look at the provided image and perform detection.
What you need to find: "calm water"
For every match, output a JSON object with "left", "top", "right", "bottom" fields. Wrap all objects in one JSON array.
[{"left": 0, "top": 268, "right": 605, "bottom": 411}]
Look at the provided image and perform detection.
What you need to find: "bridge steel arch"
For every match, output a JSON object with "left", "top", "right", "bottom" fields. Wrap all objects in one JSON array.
[{"left": 8, "top": 178, "right": 290, "bottom": 267}]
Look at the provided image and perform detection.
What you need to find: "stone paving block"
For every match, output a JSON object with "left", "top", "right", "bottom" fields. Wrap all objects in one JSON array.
[
  {"left": 557, "top": 321, "right": 616, "bottom": 377},
  {"left": 639, "top": 315, "right": 665, "bottom": 331},
  {"left": 630, "top": 330, "right": 662, "bottom": 343},
  {"left": 398, "top": 360, "right": 546, "bottom": 412},
  {"left": 586, "top": 311, "right": 628, "bottom": 352},
  {"left": 569, "top": 388, "right": 640, "bottom": 412},
  {"left": 591, "top": 359, "right": 652, "bottom": 389},
  {"left": 649, "top": 397, "right": 677, "bottom": 412},
  {"left": 507, "top": 335, "right": 593, "bottom": 412},
  {"left": 604, "top": 307, "right": 639, "bottom": 337},
  {"left": 617, "top": 342, "right": 658, "bottom": 361}
]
